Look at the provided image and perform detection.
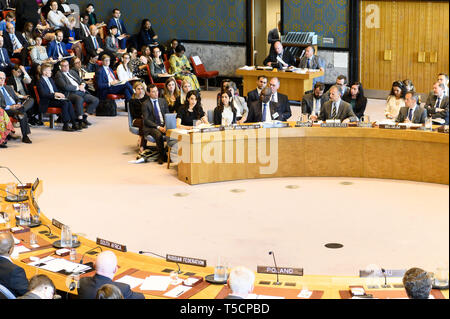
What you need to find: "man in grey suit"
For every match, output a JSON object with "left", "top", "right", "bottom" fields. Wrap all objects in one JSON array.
[
  {"left": 396, "top": 91, "right": 427, "bottom": 124},
  {"left": 318, "top": 85, "right": 358, "bottom": 123},
  {"left": 0, "top": 71, "right": 33, "bottom": 143},
  {"left": 298, "top": 45, "right": 325, "bottom": 86},
  {"left": 302, "top": 82, "right": 329, "bottom": 118},
  {"left": 142, "top": 84, "right": 170, "bottom": 164},
  {"left": 55, "top": 59, "right": 99, "bottom": 128},
  {"left": 425, "top": 82, "right": 449, "bottom": 124}
]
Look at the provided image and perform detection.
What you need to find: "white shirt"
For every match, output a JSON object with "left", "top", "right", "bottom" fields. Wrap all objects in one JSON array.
[
  {"left": 103, "top": 66, "right": 115, "bottom": 85},
  {"left": 64, "top": 71, "right": 80, "bottom": 90},
  {"left": 116, "top": 64, "right": 133, "bottom": 82},
  {"left": 150, "top": 99, "right": 164, "bottom": 125},
  {"left": 312, "top": 97, "right": 321, "bottom": 116},
  {"left": 261, "top": 102, "right": 272, "bottom": 122},
  {"left": 47, "top": 10, "right": 68, "bottom": 29},
  {"left": 0, "top": 255, "right": 12, "bottom": 263},
  {"left": 221, "top": 106, "right": 234, "bottom": 125}
]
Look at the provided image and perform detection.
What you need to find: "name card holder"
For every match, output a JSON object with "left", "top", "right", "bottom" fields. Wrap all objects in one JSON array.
[
  {"left": 378, "top": 124, "right": 406, "bottom": 130},
  {"left": 295, "top": 122, "right": 313, "bottom": 127},
  {"left": 357, "top": 122, "right": 374, "bottom": 128},
  {"left": 232, "top": 124, "right": 261, "bottom": 130},
  {"left": 200, "top": 127, "right": 223, "bottom": 133},
  {"left": 96, "top": 238, "right": 127, "bottom": 252},
  {"left": 320, "top": 123, "right": 348, "bottom": 128},
  {"left": 166, "top": 254, "right": 207, "bottom": 267},
  {"left": 359, "top": 269, "right": 406, "bottom": 278},
  {"left": 257, "top": 266, "right": 303, "bottom": 276},
  {"left": 52, "top": 218, "right": 64, "bottom": 229}
]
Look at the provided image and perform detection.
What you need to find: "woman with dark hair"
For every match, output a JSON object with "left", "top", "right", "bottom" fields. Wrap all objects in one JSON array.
[
  {"left": 129, "top": 47, "right": 148, "bottom": 80},
  {"left": 342, "top": 82, "right": 367, "bottom": 119},
  {"left": 176, "top": 90, "right": 208, "bottom": 129},
  {"left": 162, "top": 77, "right": 180, "bottom": 113},
  {"left": 139, "top": 19, "right": 159, "bottom": 47},
  {"left": 150, "top": 46, "right": 171, "bottom": 83},
  {"left": 385, "top": 81, "right": 406, "bottom": 119},
  {"left": 227, "top": 81, "right": 248, "bottom": 122},
  {"left": 213, "top": 89, "right": 237, "bottom": 125},
  {"left": 169, "top": 44, "right": 200, "bottom": 91}
]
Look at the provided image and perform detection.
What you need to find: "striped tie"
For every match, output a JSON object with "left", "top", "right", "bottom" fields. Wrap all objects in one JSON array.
[{"left": 331, "top": 102, "right": 337, "bottom": 119}]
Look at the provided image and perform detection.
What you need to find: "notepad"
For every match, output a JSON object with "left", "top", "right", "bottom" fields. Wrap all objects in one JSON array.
[
  {"left": 297, "top": 289, "right": 313, "bottom": 298},
  {"left": 163, "top": 285, "right": 192, "bottom": 298},
  {"left": 14, "top": 245, "right": 31, "bottom": 254},
  {"left": 140, "top": 276, "right": 171, "bottom": 291},
  {"left": 115, "top": 275, "right": 145, "bottom": 289}
]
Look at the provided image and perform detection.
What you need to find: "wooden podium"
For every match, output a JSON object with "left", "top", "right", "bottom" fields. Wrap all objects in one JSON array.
[{"left": 236, "top": 68, "right": 324, "bottom": 101}]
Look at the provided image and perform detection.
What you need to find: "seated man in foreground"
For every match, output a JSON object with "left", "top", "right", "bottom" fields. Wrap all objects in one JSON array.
[
  {"left": 402, "top": 267, "right": 432, "bottom": 299},
  {"left": 396, "top": 91, "right": 427, "bottom": 124},
  {"left": 225, "top": 266, "right": 255, "bottom": 299},
  {"left": 315, "top": 85, "right": 358, "bottom": 123}
]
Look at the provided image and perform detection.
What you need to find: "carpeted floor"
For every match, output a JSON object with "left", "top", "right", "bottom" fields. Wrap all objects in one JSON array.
[{"left": 1, "top": 88, "right": 448, "bottom": 276}]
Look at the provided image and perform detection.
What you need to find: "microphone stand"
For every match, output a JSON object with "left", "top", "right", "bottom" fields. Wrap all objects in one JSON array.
[
  {"left": 80, "top": 246, "right": 103, "bottom": 264},
  {"left": 269, "top": 251, "right": 281, "bottom": 285},
  {"left": 381, "top": 268, "right": 390, "bottom": 288},
  {"left": 139, "top": 250, "right": 181, "bottom": 274}
]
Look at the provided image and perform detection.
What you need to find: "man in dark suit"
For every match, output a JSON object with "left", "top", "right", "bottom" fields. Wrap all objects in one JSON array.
[
  {"left": 247, "top": 75, "right": 267, "bottom": 105},
  {"left": 0, "top": 71, "right": 33, "bottom": 143},
  {"left": 95, "top": 54, "right": 133, "bottom": 104},
  {"left": 298, "top": 45, "right": 325, "bottom": 86},
  {"left": 268, "top": 77, "right": 291, "bottom": 121},
  {"left": 142, "top": 84, "right": 170, "bottom": 165},
  {"left": 55, "top": 59, "right": 98, "bottom": 127},
  {"left": 47, "top": 29, "right": 74, "bottom": 62},
  {"left": 245, "top": 87, "right": 279, "bottom": 123},
  {"left": 78, "top": 251, "right": 144, "bottom": 299},
  {"left": 107, "top": 9, "right": 129, "bottom": 49},
  {"left": 0, "top": 35, "right": 14, "bottom": 76},
  {"left": 324, "top": 75, "right": 349, "bottom": 99},
  {"left": 318, "top": 85, "right": 358, "bottom": 122},
  {"left": 2, "top": 22, "right": 29, "bottom": 66},
  {"left": 37, "top": 63, "right": 79, "bottom": 131},
  {"left": 225, "top": 266, "right": 255, "bottom": 299},
  {"left": 424, "top": 82, "right": 449, "bottom": 124},
  {"left": 85, "top": 25, "right": 113, "bottom": 62},
  {"left": 0, "top": 232, "right": 29, "bottom": 297},
  {"left": 302, "top": 82, "right": 329, "bottom": 118},
  {"left": 263, "top": 41, "right": 295, "bottom": 69},
  {"left": 396, "top": 91, "right": 428, "bottom": 124},
  {"left": 79, "top": 14, "right": 91, "bottom": 40}
]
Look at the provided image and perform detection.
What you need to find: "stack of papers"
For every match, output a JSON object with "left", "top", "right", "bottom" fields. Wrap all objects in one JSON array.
[
  {"left": 239, "top": 65, "right": 255, "bottom": 71},
  {"left": 115, "top": 275, "right": 145, "bottom": 289},
  {"left": 28, "top": 256, "right": 91, "bottom": 274},
  {"left": 140, "top": 276, "right": 171, "bottom": 291},
  {"left": 163, "top": 285, "right": 192, "bottom": 298},
  {"left": 14, "top": 245, "right": 31, "bottom": 254}
]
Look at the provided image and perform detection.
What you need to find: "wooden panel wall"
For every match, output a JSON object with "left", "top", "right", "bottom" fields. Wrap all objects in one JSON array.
[{"left": 360, "top": 0, "right": 449, "bottom": 93}]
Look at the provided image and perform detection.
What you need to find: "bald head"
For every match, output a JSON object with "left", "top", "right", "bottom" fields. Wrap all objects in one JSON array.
[
  {"left": 95, "top": 251, "right": 118, "bottom": 278},
  {"left": 6, "top": 22, "right": 15, "bottom": 34},
  {"left": 0, "top": 232, "right": 14, "bottom": 256},
  {"left": 89, "top": 25, "right": 98, "bottom": 36}
]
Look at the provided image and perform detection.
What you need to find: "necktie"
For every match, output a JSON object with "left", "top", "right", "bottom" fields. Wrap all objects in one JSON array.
[
  {"left": 107, "top": 68, "right": 115, "bottom": 82},
  {"left": 153, "top": 100, "right": 161, "bottom": 126},
  {"left": 116, "top": 19, "right": 122, "bottom": 34},
  {"left": 57, "top": 42, "right": 64, "bottom": 57},
  {"left": 12, "top": 35, "right": 19, "bottom": 50},
  {"left": 307, "top": 58, "right": 311, "bottom": 69},
  {"left": 408, "top": 108, "right": 413, "bottom": 121},
  {"left": 262, "top": 103, "right": 267, "bottom": 122},
  {"left": 44, "top": 78, "right": 54, "bottom": 94},
  {"left": 1, "top": 86, "right": 16, "bottom": 106},
  {"left": 93, "top": 37, "right": 98, "bottom": 50},
  {"left": 435, "top": 97, "right": 441, "bottom": 109},
  {"left": 331, "top": 102, "right": 337, "bottom": 119},
  {"left": 0, "top": 49, "right": 4, "bottom": 64}
]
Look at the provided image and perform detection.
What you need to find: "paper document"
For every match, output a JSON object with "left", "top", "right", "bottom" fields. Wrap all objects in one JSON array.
[
  {"left": 247, "top": 293, "right": 284, "bottom": 299},
  {"left": 276, "top": 56, "right": 288, "bottom": 67},
  {"left": 112, "top": 81, "right": 127, "bottom": 86},
  {"left": 14, "top": 245, "right": 31, "bottom": 254},
  {"left": 192, "top": 56, "right": 202, "bottom": 66},
  {"left": 69, "top": 40, "right": 82, "bottom": 44},
  {"left": 37, "top": 258, "right": 91, "bottom": 273},
  {"left": 163, "top": 285, "right": 192, "bottom": 298},
  {"left": 0, "top": 216, "right": 5, "bottom": 224},
  {"left": 239, "top": 65, "right": 255, "bottom": 71},
  {"left": 432, "top": 118, "right": 445, "bottom": 124},
  {"left": 140, "top": 276, "right": 171, "bottom": 291},
  {"left": 297, "top": 289, "right": 313, "bottom": 298},
  {"left": 83, "top": 72, "right": 95, "bottom": 80},
  {"left": 115, "top": 275, "right": 145, "bottom": 289}
]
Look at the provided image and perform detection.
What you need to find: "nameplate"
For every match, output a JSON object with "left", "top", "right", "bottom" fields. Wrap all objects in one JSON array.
[
  {"left": 96, "top": 238, "right": 127, "bottom": 252},
  {"left": 52, "top": 218, "right": 64, "bottom": 229},
  {"left": 232, "top": 124, "right": 261, "bottom": 130},
  {"left": 17, "top": 183, "right": 32, "bottom": 189},
  {"left": 200, "top": 127, "right": 223, "bottom": 133},
  {"left": 166, "top": 254, "right": 207, "bottom": 267},
  {"left": 359, "top": 269, "right": 406, "bottom": 278},
  {"left": 320, "top": 123, "right": 348, "bottom": 128},
  {"left": 378, "top": 124, "right": 405, "bottom": 130},
  {"left": 257, "top": 266, "right": 303, "bottom": 276},
  {"left": 295, "top": 122, "right": 313, "bottom": 127},
  {"left": 357, "top": 123, "right": 373, "bottom": 128},
  {"left": 32, "top": 178, "right": 40, "bottom": 192}
]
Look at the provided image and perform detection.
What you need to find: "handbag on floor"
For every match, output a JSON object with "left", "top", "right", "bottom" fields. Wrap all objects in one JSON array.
[{"left": 96, "top": 100, "right": 117, "bottom": 116}]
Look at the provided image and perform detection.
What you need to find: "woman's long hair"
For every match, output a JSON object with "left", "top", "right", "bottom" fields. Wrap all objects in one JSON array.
[
  {"left": 163, "top": 77, "right": 180, "bottom": 106},
  {"left": 216, "top": 88, "right": 237, "bottom": 116},
  {"left": 183, "top": 90, "right": 203, "bottom": 119}
]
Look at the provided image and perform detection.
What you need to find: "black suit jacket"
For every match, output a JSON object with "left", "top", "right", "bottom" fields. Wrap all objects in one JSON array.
[
  {"left": 301, "top": 92, "right": 329, "bottom": 115},
  {"left": 84, "top": 35, "right": 105, "bottom": 58},
  {"left": 0, "top": 84, "right": 20, "bottom": 109},
  {"left": 272, "top": 92, "right": 291, "bottom": 121},
  {"left": 2, "top": 32, "right": 28, "bottom": 57},
  {"left": 342, "top": 93, "right": 367, "bottom": 119},
  {"left": 0, "top": 257, "right": 29, "bottom": 297},
  {"left": 247, "top": 88, "right": 261, "bottom": 105},
  {"left": 54, "top": 69, "right": 85, "bottom": 96},
  {"left": 395, "top": 105, "right": 428, "bottom": 124},
  {"left": 36, "top": 77, "right": 60, "bottom": 113},
  {"left": 424, "top": 94, "right": 449, "bottom": 120},
  {"left": 319, "top": 100, "right": 358, "bottom": 122},
  {"left": 263, "top": 50, "right": 296, "bottom": 67},
  {"left": 213, "top": 105, "right": 237, "bottom": 125},
  {"left": 245, "top": 100, "right": 278, "bottom": 123},
  {"left": 78, "top": 274, "right": 144, "bottom": 299},
  {"left": 142, "top": 98, "right": 170, "bottom": 129}
]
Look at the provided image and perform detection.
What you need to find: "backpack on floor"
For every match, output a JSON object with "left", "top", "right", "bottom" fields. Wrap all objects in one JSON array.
[{"left": 96, "top": 99, "right": 117, "bottom": 116}]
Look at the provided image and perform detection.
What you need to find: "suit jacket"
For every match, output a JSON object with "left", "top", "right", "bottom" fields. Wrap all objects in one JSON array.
[
  {"left": 105, "top": 35, "right": 120, "bottom": 54},
  {"left": 2, "top": 31, "right": 28, "bottom": 57},
  {"left": 79, "top": 23, "right": 91, "bottom": 40},
  {"left": 36, "top": 76, "right": 59, "bottom": 113},
  {"left": 0, "top": 257, "right": 29, "bottom": 297},
  {"left": 62, "top": 27, "right": 81, "bottom": 44},
  {"left": 78, "top": 274, "right": 144, "bottom": 299},
  {"left": 247, "top": 88, "right": 261, "bottom": 104},
  {"left": 245, "top": 100, "right": 278, "bottom": 123},
  {"left": 54, "top": 69, "right": 85, "bottom": 96},
  {"left": 318, "top": 99, "right": 358, "bottom": 122},
  {"left": 95, "top": 66, "right": 117, "bottom": 99},
  {"left": 272, "top": 92, "right": 292, "bottom": 121},
  {"left": 424, "top": 94, "right": 449, "bottom": 120},
  {"left": 142, "top": 98, "right": 170, "bottom": 129},
  {"left": 301, "top": 92, "right": 329, "bottom": 115},
  {"left": 6, "top": 75, "right": 30, "bottom": 95},
  {"left": 46, "top": 40, "right": 70, "bottom": 60},
  {"left": 298, "top": 55, "right": 324, "bottom": 69},
  {"left": 0, "top": 47, "right": 14, "bottom": 68},
  {"left": 84, "top": 35, "right": 105, "bottom": 58},
  {"left": 263, "top": 50, "right": 296, "bottom": 67},
  {"left": 396, "top": 105, "right": 428, "bottom": 124},
  {"left": 107, "top": 18, "right": 128, "bottom": 35},
  {"left": 0, "top": 84, "right": 20, "bottom": 109},
  {"left": 342, "top": 93, "right": 367, "bottom": 119}
]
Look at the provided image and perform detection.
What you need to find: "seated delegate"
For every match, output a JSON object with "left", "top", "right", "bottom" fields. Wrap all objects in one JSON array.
[{"left": 176, "top": 90, "right": 208, "bottom": 129}]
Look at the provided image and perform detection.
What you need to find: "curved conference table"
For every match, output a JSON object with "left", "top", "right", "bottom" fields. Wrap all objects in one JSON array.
[
  {"left": 169, "top": 123, "right": 449, "bottom": 185},
  {"left": 1, "top": 124, "right": 448, "bottom": 299}
]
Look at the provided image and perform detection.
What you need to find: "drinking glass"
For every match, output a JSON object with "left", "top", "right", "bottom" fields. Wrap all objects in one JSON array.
[
  {"left": 30, "top": 232, "right": 37, "bottom": 245},
  {"left": 169, "top": 271, "right": 179, "bottom": 285},
  {"left": 425, "top": 117, "right": 433, "bottom": 131},
  {"left": 434, "top": 267, "right": 449, "bottom": 287},
  {"left": 61, "top": 225, "right": 73, "bottom": 248}
]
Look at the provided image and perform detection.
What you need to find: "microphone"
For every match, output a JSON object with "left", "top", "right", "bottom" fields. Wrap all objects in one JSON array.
[
  {"left": 0, "top": 188, "right": 28, "bottom": 203},
  {"left": 0, "top": 166, "right": 25, "bottom": 185},
  {"left": 139, "top": 250, "right": 181, "bottom": 274},
  {"left": 381, "top": 268, "right": 390, "bottom": 288},
  {"left": 79, "top": 246, "right": 103, "bottom": 264},
  {"left": 268, "top": 251, "right": 281, "bottom": 285},
  {"left": 39, "top": 224, "right": 53, "bottom": 236}
]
